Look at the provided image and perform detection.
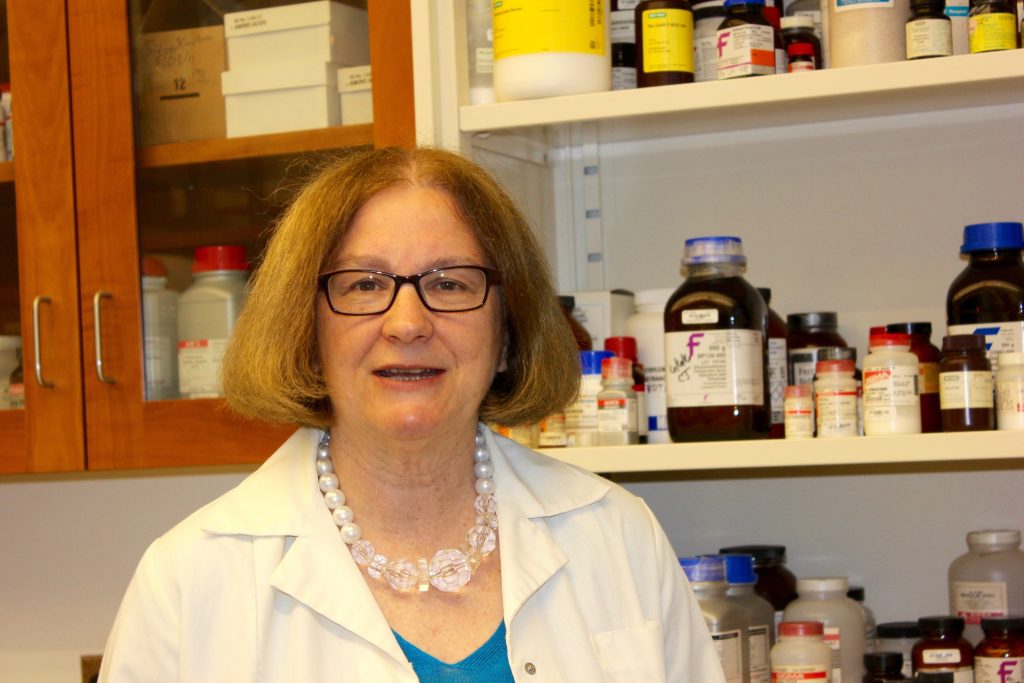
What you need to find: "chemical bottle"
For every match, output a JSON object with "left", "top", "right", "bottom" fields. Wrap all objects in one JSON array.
[
  {"left": 967, "top": 0, "right": 1018, "bottom": 53},
  {"left": 7, "top": 346, "right": 23, "bottom": 409},
  {"left": 177, "top": 245, "right": 248, "bottom": 399},
  {"left": 717, "top": 0, "right": 779, "bottom": 79},
  {"left": 466, "top": 0, "right": 495, "bottom": 104},
  {"left": 827, "top": 0, "right": 910, "bottom": 67},
  {"left": 0, "top": 335, "right": 21, "bottom": 409},
  {"left": 680, "top": 555, "right": 752, "bottom": 683},
  {"left": 492, "top": 1, "right": 611, "bottom": 101},
  {"left": 624, "top": 287, "right": 675, "bottom": 443},
  {"left": 566, "top": 349, "right": 615, "bottom": 447},
  {"left": 847, "top": 586, "right": 878, "bottom": 652},
  {"left": 784, "top": 384, "right": 815, "bottom": 439},
  {"left": 635, "top": 0, "right": 695, "bottom": 87},
  {"left": 788, "top": 312, "right": 849, "bottom": 387},
  {"left": 694, "top": 0, "right": 728, "bottom": 81},
  {"left": 611, "top": 9, "right": 638, "bottom": 90},
  {"left": 719, "top": 544, "right": 799, "bottom": 630},
  {"left": 912, "top": 616, "right": 974, "bottom": 681},
  {"left": 886, "top": 322, "right": 941, "bottom": 433},
  {"left": 938, "top": 334, "right": 994, "bottom": 432},
  {"left": 948, "top": 529, "right": 1024, "bottom": 646},
  {"left": 995, "top": 352, "right": 1024, "bottom": 430},
  {"left": 757, "top": 288, "right": 788, "bottom": 439},
  {"left": 877, "top": 622, "right": 920, "bottom": 678},
  {"left": 863, "top": 651, "right": 906, "bottom": 681},
  {"left": 905, "top": 0, "right": 953, "bottom": 59},
  {"left": 762, "top": 4, "right": 788, "bottom": 73},
  {"left": 785, "top": 0, "right": 824, "bottom": 44},
  {"left": 781, "top": 15, "right": 823, "bottom": 68},
  {"left": 863, "top": 333, "right": 921, "bottom": 436},
  {"left": 947, "top": 222, "right": 1024, "bottom": 373},
  {"left": 783, "top": 576, "right": 868, "bottom": 682},
  {"left": 814, "top": 359, "right": 859, "bottom": 438},
  {"left": 771, "top": 621, "right": 833, "bottom": 682},
  {"left": 605, "top": 336, "right": 648, "bottom": 443},
  {"left": 664, "top": 236, "right": 769, "bottom": 442},
  {"left": 723, "top": 553, "right": 776, "bottom": 683},
  {"left": 538, "top": 296, "right": 593, "bottom": 448},
  {"left": 817, "top": 346, "right": 864, "bottom": 435},
  {"left": 974, "top": 616, "right": 1024, "bottom": 683},
  {"left": 787, "top": 43, "right": 817, "bottom": 70},
  {"left": 597, "top": 356, "right": 639, "bottom": 446},
  {"left": 141, "top": 257, "right": 180, "bottom": 401}
]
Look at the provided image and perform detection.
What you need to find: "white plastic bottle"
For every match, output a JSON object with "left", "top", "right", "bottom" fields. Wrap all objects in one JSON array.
[
  {"left": 623, "top": 287, "right": 676, "bottom": 444},
  {"left": 814, "top": 359, "right": 859, "bottom": 438},
  {"left": 948, "top": 529, "right": 1024, "bottom": 645},
  {"left": 783, "top": 576, "right": 867, "bottom": 681},
  {"left": 784, "top": 385, "right": 814, "bottom": 438},
  {"left": 771, "top": 621, "right": 833, "bottom": 682},
  {"left": 492, "top": 1, "right": 611, "bottom": 101},
  {"left": 723, "top": 554, "right": 775, "bottom": 683},
  {"left": 863, "top": 332, "right": 921, "bottom": 435},
  {"left": 597, "top": 356, "right": 639, "bottom": 445},
  {"left": 142, "top": 257, "right": 180, "bottom": 400},
  {"left": 995, "top": 352, "right": 1024, "bottom": 430},
  {"left": 177, "top": 246, "right": 248, "bottom": 399},
  {"left": 466, "top": 0, "right": 495, "bottom": 104},
  {"left": 681, "top": 556, "right": 751, "bottom": 683}
]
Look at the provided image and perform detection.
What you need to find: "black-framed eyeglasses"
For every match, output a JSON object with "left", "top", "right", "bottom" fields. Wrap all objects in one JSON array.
[{"left": 317, "top": 265, "right": 502, "bottom": 315}]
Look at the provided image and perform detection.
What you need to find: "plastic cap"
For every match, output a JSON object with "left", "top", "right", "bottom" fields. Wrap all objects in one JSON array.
[
  {"left": 967, "top": 529, "right": 1022, "bottom": 546},
  {"left": 601, "top": 356, "right": 633, "bottom": 380},
  {"left": 784, "top": 384, "right": 811, "bottom": 398},
  {"left": 787, "top": 312, "right": 838, "bottom": 331},
  {"left": 634, "top": 288, "right": 676, "bottom": 309},
  {"left": 141, "top": 257, "right": 168, "bottom": 277},
  {"left": 721, "top": 554, "right": 758, "bottom": 584},
  {"left": 816, "top": 359, "right": 855, "bottom": 374},
  {"left": 604, "top": 336, "right": 638, "bottom": 361},
  {"left": 869, "top": 325, "right": 888, "bottom": 337},
  {"left": 787, "top": 43, "right": 815, "bottom": 56},
  {"left": 724, "top": 0, "right": 765, "bottom": 7},
  {"left": 797, "top": 576, "right": 849, "bottom": 593},
  {"left": 817, "top": 346, "right": 857, "bottom": 362},
  {"left": 679, "top": 555, "right": 726, "bottom": 582},
  {"left": 779, "top": 621, "right": 824, "bottom": 637},
  {"left": 869, "top": 332, "right": 911, "bottom": 348},
  {"left": 886, "top": 322, "right": 932, "bottom": 336},
  {"left": 999, "top": 352, "right": 1024, "bottom": 367},
  {"left": 682, "top": 237, "right": 746, "bottom": 267},
  {"left": 780, "top": 15, "right": 816, "bottom": 28},
  {"left": 941, "top": 334, "right": 987, "bottom": 353},
  {"left": 917, "top": 672, "right": 955, "bottom": 683},
  {"left": 192, "top": 245, "right": 247, "bottom": 273},
  {"left": 960, "top": 222, "right": 1024, "bottom": 253},
  {"left": 863, "top": 651, "right": 904, "bottom": 672},
  {"left": 580, "top": 350, "right": 615, "bottom": 375},
  {"left": 980, "top": 616, "right": 1024, "bottom": 633},
  {"left": 876, "top": 621, "right": 921, "bottom": 639},
  {"left": 718, "top": 544, "right": 787, "bottom": 565},
  {"left": 756, "top": 287, "right": 772, "bottom": 305},
  {"left": 847, "top": 585, "right": 865, "bottom": 602}
]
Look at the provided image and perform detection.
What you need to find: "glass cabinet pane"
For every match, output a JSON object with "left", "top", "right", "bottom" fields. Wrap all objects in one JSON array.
[{"left": 0, "top": 0, "right": 23, "bottom": 412}]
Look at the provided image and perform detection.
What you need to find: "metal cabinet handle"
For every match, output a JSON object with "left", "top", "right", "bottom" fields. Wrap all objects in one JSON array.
[
  {"left": 93, "top": 291, "right": 115, "bottom": 384},
  {"left": 31, "top": 295, "right": 55, "bottom": 388}
]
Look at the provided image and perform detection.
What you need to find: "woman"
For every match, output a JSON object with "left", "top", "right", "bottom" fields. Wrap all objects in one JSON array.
[{"left": 100, "top": 147, "right": 725, "bottom": 682}]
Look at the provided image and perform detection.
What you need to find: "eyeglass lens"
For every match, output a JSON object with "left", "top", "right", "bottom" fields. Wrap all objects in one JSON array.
[{"left": 326, "top": 267, "right": 489, "bottom": 313}]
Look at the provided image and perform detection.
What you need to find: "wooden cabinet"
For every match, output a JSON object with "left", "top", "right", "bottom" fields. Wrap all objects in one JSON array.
[{"left": 0, "top": 0, "right": 415, "bottom": 474}]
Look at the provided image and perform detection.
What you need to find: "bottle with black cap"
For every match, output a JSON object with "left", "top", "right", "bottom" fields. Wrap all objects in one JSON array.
[
  {"left": 787, "top": 312, "right": 848, "bottom": 387},
  {"left": 863, "top": 651, "right": 906, "bottom": 681},
  {"left": 876, "top": 621, "right": 920, "bottom": 678}
]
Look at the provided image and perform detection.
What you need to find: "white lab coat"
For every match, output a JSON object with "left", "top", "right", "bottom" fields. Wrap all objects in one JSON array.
[{"left": 99, "top": 427, "right": 726, "bottom": 682}]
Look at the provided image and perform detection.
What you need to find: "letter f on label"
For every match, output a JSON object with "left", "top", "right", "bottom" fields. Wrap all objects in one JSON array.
[
  {"left": 687, "top": 332, "right": 705, "bottom": 358},
  {"left": 999, "top": 660, "right": 1018, "bottom": 682},
  {"left": 717, "top": 31, "right": 731, "bottom": 57}
]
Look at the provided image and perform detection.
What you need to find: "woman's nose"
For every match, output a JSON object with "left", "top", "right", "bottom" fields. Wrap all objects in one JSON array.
[{"left": 381, "top": 282, "right": 434, "bottom": 341}]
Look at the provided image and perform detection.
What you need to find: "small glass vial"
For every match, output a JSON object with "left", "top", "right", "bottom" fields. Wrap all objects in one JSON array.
[
  {"left": 912, "top": 616, "right": 974, "bottom": 681},
  {"left": 995, "top": 351, "right": 1024, "bottom": 430},
  {"left": 863, "top": 651, "right": 905, "bottom": 681},
  {"left": 717, "top": 0, "right": 778, "bottom": 79},
  {"left": 968, "top": 0, "right": 1018, "bottom": 53},
  {"left": 974, "top": 616, "right": 1024, "bottom": 683},
  {"left": 814, "top": 359, "right": 859, "bottom": 438},
  {"left": 786, "top": 43, "right": 816, "bottom": 71},
  {"left": 635, "top": 0, "right": 696, "bottom": 87},
  {"left": 780, "top": 15, "right": 822, "bottom": 68},
  {"left": 597, "top": 356, "right": 640, "bottom": 445},
  {"left": 680, "top": 555, "right": 752, "bottom": 683},
  {"left": 938, "top": 334, "right": 994, "bottom": 432},
  {"left": 877, "top": 622, "right": 920, "bottom": 678},
  {"left": 863, "top": 333, "right": 921, "bottom": 436},
  {"left": 771, "top": 621, "right": 832, "bottom": 682},
  {"left": 906, "top": 0, "right": 953, "bottom": 59},
  {"left": 784, "top": 385, "right": 814, "bottom": 439}
]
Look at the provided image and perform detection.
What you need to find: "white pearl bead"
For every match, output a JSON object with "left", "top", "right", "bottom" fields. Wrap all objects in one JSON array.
[
  {"left": 323, "top": 489, "right": 345, "bottom": 509},
  {"left": 475, "top": 477, "right": 494, "bottom": 496},
  {"left": 340, "top": 522, "right": 362, "bottom": 544},
  {"left": 474, "top": 461, "right": 494, "bottom": 479},
  {"left": 332, "top": 505, "right": 354, "bottom": 526},
  {"left": 476, "top": 432, "right": 486, "bottom": 447},
  {"left": 474, "top": 447, "right": 490, "bottom": 463},
  {"left": 317, "top": 443, "right": 331, "bottom": 459},
  {"left": 318, "top": 473, "right": 339, "bottom": 493},
  {"left": 316, "top": 458, "right": 333, "bottom": 476}
]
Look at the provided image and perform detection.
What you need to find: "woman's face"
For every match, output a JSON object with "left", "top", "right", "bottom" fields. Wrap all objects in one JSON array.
[{"left": 317, "top": 184, "right": 506, "bottom": 442}]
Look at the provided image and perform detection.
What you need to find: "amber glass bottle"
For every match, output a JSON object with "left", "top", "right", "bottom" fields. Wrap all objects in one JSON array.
[
  {"left": 974, "top": 617, "right": 1024, "bottom": 683},
  {"left": 758, "top": 287, "right": 788, "bottom": 439},
  {"left": 635, "top": 0, "right": 695, "bottom": 86},
  {"left": 912, "top": 616, "right": 974, "bottom": 680}
]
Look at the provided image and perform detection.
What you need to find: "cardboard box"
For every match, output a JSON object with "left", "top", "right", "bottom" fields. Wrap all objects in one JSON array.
[
  {"left": 223, "top": 1, "right": 369, "bottom": 70},
  {"left": 337, "top": 65, "right": 372, "bottom": 125},
  {"left": 563, "top": 289, "right": 636, "bottom": 350},
  {"left": 135, "top": 1, "right": 227, "bottom": 146},
  {"left": 221, "top": 61, "right": 340, "bottom": 138}
]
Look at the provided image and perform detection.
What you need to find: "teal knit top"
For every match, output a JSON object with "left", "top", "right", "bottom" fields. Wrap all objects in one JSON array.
[{"left": 393, "top": 622, "right": 514, "bottom": 682}]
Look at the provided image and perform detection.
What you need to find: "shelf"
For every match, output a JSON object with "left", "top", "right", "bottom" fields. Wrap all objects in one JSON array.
[
  {"left": 0, "top": 162, "right": 13, "bottom": 183},
  {"left": 460, "top": 50, "right": 1024, "bottom": 141},
  {"left": 136, "top": 124, "right": 375, "bottom": 169},
  {"left": 541, "top": 430, "right": 1024, "bottom": 474}
]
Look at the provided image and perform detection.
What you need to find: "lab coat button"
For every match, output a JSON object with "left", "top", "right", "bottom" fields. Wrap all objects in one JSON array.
[{"left": 524, "top": 662, "right": 537, "bottom": 675}]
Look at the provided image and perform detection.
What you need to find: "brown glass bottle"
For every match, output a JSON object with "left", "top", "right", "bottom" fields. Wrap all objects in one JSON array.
[
  {"left": 863, "top": 651, "right": 906, "bottom": 681},
  {"left": 559, "top": 295, "right": 593, "bottom": 351},
  {"left": 887, "top": 322, "right": 941, "bottom": 433},
  {"left": 788, "top": 312, "right": 848, "bottom": 386},
  {"left": 912, "top": 616, "right": 974, "bottom": 678},
  {"left": 635, "top": 0, "right": 695, "bottom": 87},
  {"left": 759, "top": 288, "right": 788, "bottom": 439},
  {"left": 664, "top": 237, "right": 769, "bottom": 442},
  {"left": 974, "top": 617, "right": 1024, "bottom": 683},
  {"left": 719, "top": 544, "right": 797, "bottom": 615},
  {"left": 938, "top": 334, "right": 994, "bottom": 431}
]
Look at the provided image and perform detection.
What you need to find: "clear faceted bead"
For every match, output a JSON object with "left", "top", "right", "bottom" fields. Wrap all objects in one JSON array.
[
  {"left": 367, "top": 553, "right": 387, "bottom": 580},
  {"left": 474, "top": 494, "right": 497, "bottom": 516},
  {"left": 467, "top": 524, "right": 497, "bottom": 554},
  {"left": 351, "top": 540, "right": 375, "bottom": 566},
  {"left": 385, "top": 559, "right": 419, "bottom": 591},
  {"left": 429, "top": 549, "right": 471, "bottom": 592}
]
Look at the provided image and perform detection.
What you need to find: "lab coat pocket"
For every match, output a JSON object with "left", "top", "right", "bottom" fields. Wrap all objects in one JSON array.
[{"left": 591, "top": 620, "right": 667, "bottom": 683}]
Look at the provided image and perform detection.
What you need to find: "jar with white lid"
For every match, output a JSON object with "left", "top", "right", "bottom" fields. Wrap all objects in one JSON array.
[
  {"left": 623, "top": 287, "right": 676, "bottom": 443},
  {"left": 771, "top": 621, "right": 832, "bottom": 682},
  {"left": 863, "top": 332, "right": 921, "bottom": 435},
  {"left": 948, "top": 529, "right": 1024, "bottom": 645},
  {"left": 995, "top": 351, "right": 1024, "bottom": 430},
  {"left": 782, "top": 576, "right": 867, "bottom": 681}
]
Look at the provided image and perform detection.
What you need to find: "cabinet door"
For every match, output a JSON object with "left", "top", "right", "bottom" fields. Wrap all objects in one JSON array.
[
  {"left": 1, "top": 0, "right": 85, "bottom": 473},
  {"left": 66, "top": 0, "right": 413, "bottom": 470}
]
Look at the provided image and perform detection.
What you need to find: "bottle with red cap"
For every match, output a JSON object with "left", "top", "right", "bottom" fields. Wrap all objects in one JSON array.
[
  {"left": 863, "top": 332, "right": 922, "bottom": 435},
  {"left": 770, "top": 621, "right": 833, "bottom": 682},
  {"left": 597, "top": 356, "right": 639, "bottom": 446},
  {"left": 605, "top": 335, "right": 648, "bottom": 444},
  {"left": 177, "top": 245, "right": 249, "bottom": 399}
]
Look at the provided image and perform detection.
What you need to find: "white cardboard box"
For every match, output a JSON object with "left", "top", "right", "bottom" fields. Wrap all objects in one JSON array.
[
  {"left": 223, "top": 1, "right": 369, "bottom": 70},
  {"left": 221, "top": 61, "right": 340, "bottom": 138},
  {"left": 563, "top": 289, "right": 636, "bottom": 349},
  {"left": 337, "top": 65, "right": 372, "bottom": 125}
]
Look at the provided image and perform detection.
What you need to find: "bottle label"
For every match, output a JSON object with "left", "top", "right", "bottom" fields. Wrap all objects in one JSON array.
[
  {"left": 823, "top": 626, "right": 842, "bottom": 682},
  {"left": 644, "top": 364, "right": 668, "bottom": 433},
  {"left": 750, "top": 624, "right": 771, "bottom": 683},
  {"left": 975, "top": 656, "right": 1024, "bottom": 683},
  {"left": 906, "top": 18, "right": 954, "bottom": 58},
  {"left": 996, "top": 377, "right": 1024, "bottom": 429},
  {"left": 815, "top": 388, "right": 859, "bottom": 437},
  {"left": 788, "top": 60, "right": 815, "bottom": 72},
  {"left": 665, "top": 329, "right": 765, "bottom": 407},
  {"left": 695, "top": 32, "right": 719, "bottom": 81},
  {"left": 923, "top": 648, "right": 963, "bottom": 664},
  {"left": 939, "top": 370, "right": 995, "bottom": 409},
  {"left": 948, "top": 322, "right": 1024, "bottom": 372},
  {"left": 768, "top": 337, "right": 788, "bottom": 425},
  {"left": 784, "top": 399, "right": 815, "bottom": 437},
  {"left": 863, "top": 364, "right": 919, "bottom": 417},
  {"left": 716, "top": 24, "right": 776, "bottom": 78},
  {"left": 538, "top": 414, "right": 568, "bottom": 447},
  {"left": 640, "top": 8, "right": 695, "bottom": 73},
  {"left": 493, "top": 1, "right": 606, "bottom": 61},
  {"left": 611, "top": 9, "right": 636, "bottom": 43},
  {"left": 793, "top": 9, "right": 823, "bottom": 38},
  {"left": 565, "top": 374, "right": 604, "bottom": 433},
  {"left": 775, "top": 48, "right": 788, "bottom": 74},
  {"left": 789, "top": 347, "right": 820, "bottom": 386},
  {"left": 612, "top": 66, "right": 638, "bottom": 90},
  {"left": 921, "top": 360, "right": 940, "bottom": 394},
  {"left": 597, "top": 396, "right": 637, "bottom": 432},
  {"left": 953, "top": 580, "right": 1008, "bottom": 623},
  {"left": 683, "top": 308, "right": 719, "bottom": 325},
  {"left": 835, "top": 0, "right": 895, "bottom": 10},
  {"left": 712, "top": 629, "right": 744, "bottom": 683},
  {"left": 772, "top": 667, "right": 828, "bottom": 680},
  {"left": 475, "top": 47, "right": 494, "bottom": 74},
  {"left": 968, "top": 12, "right": 1017, "bottom": 52},
  {"left": 177, "top": 338, "right": 229, "bottom": 398}
]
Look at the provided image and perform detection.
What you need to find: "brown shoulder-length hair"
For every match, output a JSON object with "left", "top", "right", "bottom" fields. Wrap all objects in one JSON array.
[{"left": 221, "top": 146, "right": 580, "bottom": 430}]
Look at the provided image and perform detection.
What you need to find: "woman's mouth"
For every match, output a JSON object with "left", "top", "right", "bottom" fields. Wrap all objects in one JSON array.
[{"left": 373, "top": 368, "right": 443, "bottom": 381}]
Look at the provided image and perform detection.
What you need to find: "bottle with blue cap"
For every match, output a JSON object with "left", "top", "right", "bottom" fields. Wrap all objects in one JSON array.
[
  {"left": 565, "top": 350, "right": 615, "bottom": 447},
  {"left": 681, "top": 555, "right": 751, "bottom": 683},
  {"left": 663, "top": 236, "right": 770, "bottom": 442},
  {"left": 947, "top": 221, "right": 1024, "bottom": 373},
  {"left": 716, "top": 0, "right": 781, "bottom": 79},
  {"left": 722, "top": 554, "right": 775, "bottom": 683}
]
